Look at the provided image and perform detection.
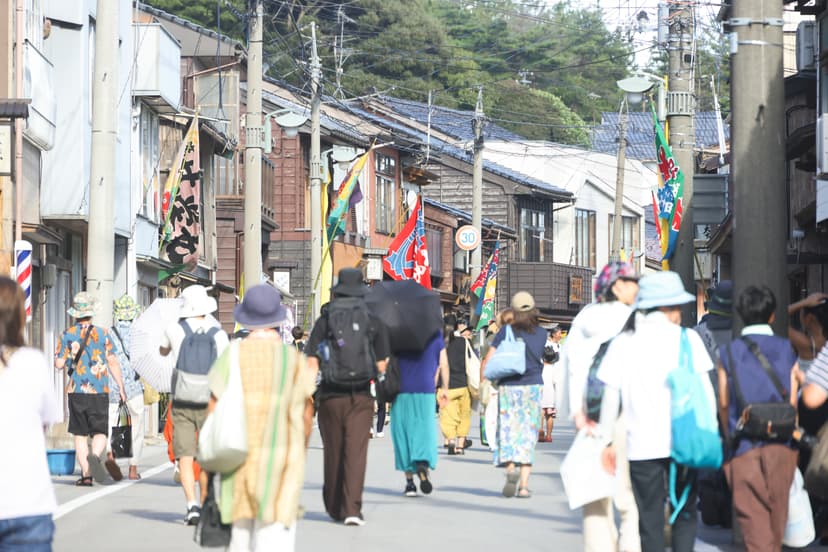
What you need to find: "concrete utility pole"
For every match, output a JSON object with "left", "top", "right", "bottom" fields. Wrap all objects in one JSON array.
[
  {"left": 611, "top": 100, "right": 628, "bottom": 262},
  {"left": 13, "top": 0, "right": 23, "bottom": 244},
  {"left": 243, "top": 0, "right": 263, "bottom": 294},
  {"left": 730, "top": 0, "right": 787, "bottom": 332},
  {"left": 666, "top": 2, "right": 697, "bottom": 324},
  {"left": 309, "top": 22, "right": 323, "bottom": 322},
  {"left": 470, "top": 86, "right": 484, "bottom": 286},
  {"left": 86, "top": 0, "right": 119, "bottom": 328}
]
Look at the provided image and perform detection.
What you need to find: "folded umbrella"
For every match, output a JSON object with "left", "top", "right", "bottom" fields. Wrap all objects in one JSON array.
[
  {"left": 365, "top": 280, "right": 442, "bottom": 354},
  {"left": 129, "top": 297, "right": 182, "bottom": 392}
]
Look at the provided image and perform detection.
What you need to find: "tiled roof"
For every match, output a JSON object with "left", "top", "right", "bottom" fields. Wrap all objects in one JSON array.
[
  {"left": 0, "top": 99, "right": 29, "bottom": 118},
  {"left": 592, "top": 111, "right": 730, "bottom": 161},
  {"left": 379, "top": 96, "right": 526, "bottom": 143},
  {"left": 342, "top": 101, "right": 572, "bottom": 200}
]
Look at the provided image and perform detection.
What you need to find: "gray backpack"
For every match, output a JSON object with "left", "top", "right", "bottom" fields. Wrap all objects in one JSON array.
[{"left": 171, "top": 321, "right": 220, "bottom": 407}]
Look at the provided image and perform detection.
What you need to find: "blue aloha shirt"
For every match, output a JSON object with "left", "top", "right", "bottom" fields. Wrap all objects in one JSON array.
[
  {"left": 108, "top": 320, "right": 144, "bottom": 402},
  {"left": 55, "top": 323, "right": 115, "bottom": 395}
]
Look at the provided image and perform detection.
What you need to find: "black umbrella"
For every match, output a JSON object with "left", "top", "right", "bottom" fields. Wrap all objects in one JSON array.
[{"left": 365, "top": 280, "right": 443, "bottom": 354}]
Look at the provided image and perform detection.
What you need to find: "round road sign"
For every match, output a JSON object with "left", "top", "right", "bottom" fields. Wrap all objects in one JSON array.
[{"left": 455, "top": 225, "right": 480, "bottom": 251}]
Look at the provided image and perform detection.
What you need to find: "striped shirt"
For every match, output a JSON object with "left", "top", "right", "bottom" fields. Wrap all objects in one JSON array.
[{"left": 806, "top": 342, "right": 828, "bottom": 391}]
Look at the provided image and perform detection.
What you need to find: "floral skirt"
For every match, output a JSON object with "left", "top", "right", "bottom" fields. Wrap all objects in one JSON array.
[{"left": 493, "top": 384, "right": 543, "bottom": 467}]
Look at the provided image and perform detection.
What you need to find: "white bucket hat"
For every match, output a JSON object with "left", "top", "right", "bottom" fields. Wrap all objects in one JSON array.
[{"left": 179, "top": 285, "right": 218, "bottom": 318}]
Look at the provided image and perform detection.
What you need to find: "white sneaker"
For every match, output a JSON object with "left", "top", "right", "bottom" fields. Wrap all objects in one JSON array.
[
  {"left": 376, "top": 431, "right": 384, "bottom": 438},
  {"left": 343, "top": 516, "right": 365, "bottom": 527}
]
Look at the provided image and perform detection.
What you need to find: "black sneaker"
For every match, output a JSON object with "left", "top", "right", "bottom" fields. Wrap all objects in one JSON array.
[
  {"left": 185, "top": 505, "right": 201, "bottom": 525},
  {"left": 404, "top": 481, "right": 417, "bottom": 497},
  {"left": 416, "top": 462, "right": 432, "bottom": 495}
]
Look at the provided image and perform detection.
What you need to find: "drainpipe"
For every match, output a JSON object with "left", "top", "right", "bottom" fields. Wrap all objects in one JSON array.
[{"left": 14, "top": 0, "right": 23, "bottom": 243}]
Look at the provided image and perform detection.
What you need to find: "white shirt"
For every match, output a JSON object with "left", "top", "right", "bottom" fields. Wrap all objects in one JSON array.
[
  {"left": 597, "top": 311, "right": 714, "bottom": 461},
  {"left": 0, "top": 347, "right": 59, "bottom": 519},
  {"left": 160, "top": 317, "right": 229, "bottom": 361},
  {"left": 560, "top": 301, "right": 633, "bottom": 419}
]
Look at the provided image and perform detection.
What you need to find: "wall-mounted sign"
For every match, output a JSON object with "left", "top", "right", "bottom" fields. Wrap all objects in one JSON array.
[
  {"left": 455, "top": 225, "right": 480, "bottom": 251},
  {"left": 0, "top": 123, "right": 12, "bottom": 176}
]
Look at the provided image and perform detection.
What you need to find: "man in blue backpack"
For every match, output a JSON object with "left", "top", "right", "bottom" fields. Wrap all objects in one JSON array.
[{"left": 160, "top": 285, "right": 228, "bottom": 525}]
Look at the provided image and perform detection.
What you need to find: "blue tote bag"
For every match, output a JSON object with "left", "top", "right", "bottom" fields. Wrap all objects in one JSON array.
[{"left": 483, "top": 325, "right": 526, "bottom": 381}]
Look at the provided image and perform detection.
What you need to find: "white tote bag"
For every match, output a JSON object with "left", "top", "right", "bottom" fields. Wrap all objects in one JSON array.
[
  {"left": 783, "top": 468, "right": 815, "bottom": 548},
  {"left": 465, "top": 339, "right": 481, "bottom": 400},
  {"left": 198, "top": 340, "right": 248, "bottom": 474},
  {"left": 560, "top": 428, "right": 616, "bottom": 510}
]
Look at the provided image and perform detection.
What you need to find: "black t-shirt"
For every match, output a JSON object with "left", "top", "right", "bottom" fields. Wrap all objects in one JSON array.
[
  {"left": 305, "top": 300, "right": 391, "bottom": 398},
  {"left": 446, "top": 335, "right": 468, "bottom": 389}
]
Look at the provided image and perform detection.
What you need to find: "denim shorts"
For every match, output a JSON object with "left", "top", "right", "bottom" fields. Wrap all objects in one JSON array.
[{"left": 0, "top": 514, "right": 54, "bottom": 552}]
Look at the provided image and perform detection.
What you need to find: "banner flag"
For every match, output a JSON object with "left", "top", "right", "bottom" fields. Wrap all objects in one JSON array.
[
  {"left": 653, "top": 106, "right": 684, "bottom": 262},
  {"left": 382, "top": 196, "right": 432, "bottom": 289}
]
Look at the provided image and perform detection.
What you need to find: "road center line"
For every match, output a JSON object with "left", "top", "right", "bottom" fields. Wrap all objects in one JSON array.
[{"left": 54, "top": 462, "right": 173, "bottom": 520}]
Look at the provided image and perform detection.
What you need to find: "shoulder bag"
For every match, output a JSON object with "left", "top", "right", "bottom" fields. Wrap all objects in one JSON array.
[
  {"left": 483, "top": 326, "right": 526, "bottom": 381},
  {"left": 198, "top": 340, "right": 248, "bottom": 474},
  {"left": 67, "top": 325, "right": 93, "bottom": 377},
  {"left": 727, "top": 337, "right": 796, "bottom": 443},
  {"left": 465, "top": 339, "right": 481, "bottom": 400}
]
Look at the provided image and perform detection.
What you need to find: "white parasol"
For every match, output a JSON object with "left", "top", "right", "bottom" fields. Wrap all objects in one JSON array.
[{"left": 129, "top": 297, "right": 182, "bottom": 392}]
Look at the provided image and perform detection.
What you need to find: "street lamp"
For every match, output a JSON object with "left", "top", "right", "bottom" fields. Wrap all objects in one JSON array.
[
  {"left": 611, "top": 76, "right": 658, "bottom": 262},
  {"left": 263, "top": 108, "right": 309, "bottom": 152}
]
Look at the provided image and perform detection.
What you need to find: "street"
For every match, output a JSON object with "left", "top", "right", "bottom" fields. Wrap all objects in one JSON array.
[{"left": 51, "top": 414, "right": 769, "bottom": 551}]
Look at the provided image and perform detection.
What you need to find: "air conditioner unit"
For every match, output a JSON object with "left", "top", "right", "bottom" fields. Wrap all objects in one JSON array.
[
  {"left": 797, "top": 21, "right": 817, "bottom": 72},
  {"left": 818, "top": 116, "right": 828, "bottom": 175}
]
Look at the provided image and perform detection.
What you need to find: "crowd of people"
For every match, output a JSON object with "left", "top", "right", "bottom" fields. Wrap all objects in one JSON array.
[{"left": 8, "top": 261, "right": 828, "bottom": 551}]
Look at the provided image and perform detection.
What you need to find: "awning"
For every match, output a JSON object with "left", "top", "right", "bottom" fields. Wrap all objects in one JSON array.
[{"left": 0, "top": 99, "right": 30, "bottom": 119}]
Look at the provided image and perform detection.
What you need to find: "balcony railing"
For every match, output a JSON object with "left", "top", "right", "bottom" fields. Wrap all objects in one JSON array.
[
  {"left": 215, "top": 154, "right": 276, "bottom": 222},
  {"left": 503, "top": 261, "right": 594, "bottom": 314}
]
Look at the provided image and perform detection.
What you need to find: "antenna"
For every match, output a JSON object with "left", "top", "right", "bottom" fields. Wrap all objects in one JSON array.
[
  {"left": 426, "top": 90, "right": 433, "bottom": 165},
  {"left": 333, "top": 6, "right": 353, "bottom": 100}
]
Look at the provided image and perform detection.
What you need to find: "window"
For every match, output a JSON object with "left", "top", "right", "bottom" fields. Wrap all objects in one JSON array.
[
  {"left": 140, "top": 106, "right": 160, "bottom": 220},
  {"left": 374, "top": 153, "right": 396, "bottom": 234},
  {"left": 425, "top": 227, "right": 442, "bottom": 275},
  {"left": 608, "top": 215, "right": 640, "bottom": 259},
  {"left": 575, "top": 209, "right": 596, "bottom": 268},
  {"left": 25, "top": 0, "right": 44, "bottom": 51},
  {"left": 520, "top": 207, "right": 545, "bottom": 261}
]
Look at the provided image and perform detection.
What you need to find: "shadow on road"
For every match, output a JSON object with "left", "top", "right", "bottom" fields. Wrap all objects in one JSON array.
[{"left": 120, "top": 508, "right": 186, "bottom": 524}]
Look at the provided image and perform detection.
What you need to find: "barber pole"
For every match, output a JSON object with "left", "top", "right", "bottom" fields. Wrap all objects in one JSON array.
[{"left": 15, "top": 240, "right": 32, "bottom": 320}]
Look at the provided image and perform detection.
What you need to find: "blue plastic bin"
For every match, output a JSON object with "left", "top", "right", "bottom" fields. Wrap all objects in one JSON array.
[{"left": 46, "top": 449, "right": 76, "bottom": 476}]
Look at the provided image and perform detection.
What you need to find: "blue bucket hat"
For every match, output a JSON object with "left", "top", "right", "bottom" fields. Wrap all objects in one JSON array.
[
  {"left": 233, "top": 284, "right": 288, "bottom": 330},
  {"left": 635, "top": 271, "right": 695, "bottom": 310}
]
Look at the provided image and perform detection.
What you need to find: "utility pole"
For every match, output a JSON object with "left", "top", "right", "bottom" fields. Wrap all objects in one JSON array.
[
  {"left": 86, "top": 0, "right": 119, "bottom": 328},
  {"left": 13, "top": 0, "right": 22, "bottom": 245},
  {"left": 470, "top": 86, "right": 484, "bottom": 287},
  {"left": 611, "top": 99, "right": 628, "bottom": 262},
  {"left": 309, "top": 22, "right": 323, "bottom": 322},
  {"left": 666, "top": 2, "right": 697, "bottom": 324},
  {"left": 243, "top": 0, "right": 263, "bottom": 294},
  {"left": 730, "top": 0, "right": 787, "bottom": 332}
]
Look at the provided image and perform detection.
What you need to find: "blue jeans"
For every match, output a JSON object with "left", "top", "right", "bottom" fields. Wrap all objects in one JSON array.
[{"left": 0, "top": 514, "right": 54, "bottom": 552}]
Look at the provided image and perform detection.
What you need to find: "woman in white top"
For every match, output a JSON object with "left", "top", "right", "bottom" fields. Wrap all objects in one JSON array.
[{"left": 0, "top": 276, "right": 59, "bottom": 551}]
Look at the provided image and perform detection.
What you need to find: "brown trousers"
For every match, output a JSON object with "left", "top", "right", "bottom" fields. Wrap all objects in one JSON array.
[
  {"left": 317, "top": 393, "right": 374, "bottom": 521},
  {"left": 724, "top": 444, "right": 798, "bottom": 552}
]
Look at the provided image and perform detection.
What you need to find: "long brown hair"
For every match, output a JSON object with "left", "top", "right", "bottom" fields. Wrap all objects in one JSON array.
[
  {"left": 0, "top": 277, "right": 26, "bottom": 357},
  {"left": 511, "top": 308, "right": 539, "bottom": 332}
]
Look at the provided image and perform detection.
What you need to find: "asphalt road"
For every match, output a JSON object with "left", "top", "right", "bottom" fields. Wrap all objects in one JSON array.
[{"left": 50, "top": 412, "right": 798, "bottom": 551}]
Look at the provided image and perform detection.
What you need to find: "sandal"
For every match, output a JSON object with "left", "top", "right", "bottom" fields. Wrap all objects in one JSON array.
[
  {"left": 87, "top": 453, "right": 108, "bottom": 484},
  {"left": 105, "top": 458, "right": 123, "bottom": 481},
  {"left": 447, "top": 442, "right": 456, "bottom": 455},
  {"left": 517, "top": 487, "right": 532, "bottom": 498},
  {"left": 502, "top": 471, "right": 519, "bottom": 497},
  {"left": 75, "top": 476, "right": 93, "bottom": 487}
]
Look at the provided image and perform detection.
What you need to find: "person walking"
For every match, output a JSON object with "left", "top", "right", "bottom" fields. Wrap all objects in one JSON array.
[
  {"left": 717, "top": 285, "right": 800, "bottom": 552},
  {"left": 305, "top": 268, "right": 390, "bottom": 526},
  {"left": 55, "top": 292, "right": 127, "bottom": 486},
  {"left": 160, "top": 284, "right": 229, "bottom": 525},
  {"left": 440, "top": 315, "right": 472, "bottom": 455},
  {"left": 207, "top": 284, "right": 316, "bottom": 551},
  {"left": 480, "top": 292, "right": 545, "bottom": 498},
  {"left": 693, "top": 280, "right": 734, "bottom": 366},
  {"left": 107, "top": 294, "right": 145, "bottom": 480},
  {"left": 480, "top": 308, "right": 513, "bottom": 451},
  {"left": 395, "top": 330, "right": 449, "bottom": 497},
  {"left": 0, "top": 277, "right": 59, "bottom": 551},
  {"left": 559, "top": 260, "right": 640, "bottom": 552},
  {"left": 540, "top": 325, "right": 562, "bottom": 443},
  {"left": 597, "top": 271, "right": 714, "bottom": 552}
]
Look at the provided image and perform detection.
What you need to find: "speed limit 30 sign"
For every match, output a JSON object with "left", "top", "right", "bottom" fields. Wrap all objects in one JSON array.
[{"left": 455, "top": 225, "right": 480, "bottom": 251}]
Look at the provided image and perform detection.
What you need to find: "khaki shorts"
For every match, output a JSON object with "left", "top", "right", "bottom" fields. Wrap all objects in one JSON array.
[{"left": 171, "top": 405, "right": 207, "bottom": 459}]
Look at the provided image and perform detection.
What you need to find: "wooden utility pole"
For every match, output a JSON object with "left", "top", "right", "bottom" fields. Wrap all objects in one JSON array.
[
  {"left": 667, "top": 2, "right": 697, "bottom": 324},
  {"left": 86, "top": 0, "right": 119, "bottom": 328},
  {"left": 730, "top": 0, "right": 787, "bottom": 332},
  {"left": 309, "top": 22, "right": 323, "bottom": 322}
]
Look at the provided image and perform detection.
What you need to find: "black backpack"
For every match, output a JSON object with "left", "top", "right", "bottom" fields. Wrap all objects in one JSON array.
[
  {"left": 172, "top": 321, "right": 220, "bottom": 406},
  {"left": 320, "top": 298, "right": 377, "bottom": 389}
]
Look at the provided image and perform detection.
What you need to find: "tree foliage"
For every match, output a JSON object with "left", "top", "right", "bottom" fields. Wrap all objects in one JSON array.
[{"left": 144, "top": 0, "right": 639, "bottom": 144}]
